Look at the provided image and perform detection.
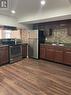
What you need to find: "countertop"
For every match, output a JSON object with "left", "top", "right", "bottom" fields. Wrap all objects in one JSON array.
[
  {"left": 0, "top": 45, "right": 8, "bottom": 47},
  {"left": 40, "top": 43, "right": 71, "bottom": 48}
]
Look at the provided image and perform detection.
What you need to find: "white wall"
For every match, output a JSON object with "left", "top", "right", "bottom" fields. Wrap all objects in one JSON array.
[{"left": 0, "top": 15, "right": 18, "bottom": 26}]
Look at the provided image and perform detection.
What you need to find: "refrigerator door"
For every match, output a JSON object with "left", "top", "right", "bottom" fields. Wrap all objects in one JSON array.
[{"left": 28, "top": 30, "right": 38, "bottom": 59}]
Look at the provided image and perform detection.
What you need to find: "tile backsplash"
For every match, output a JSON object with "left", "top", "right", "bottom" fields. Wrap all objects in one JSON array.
[{"left": 45, "top": 27, "right": 71, "bottom": 43}]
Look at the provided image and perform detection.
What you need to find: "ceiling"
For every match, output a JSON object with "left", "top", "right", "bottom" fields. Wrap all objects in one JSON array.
[{"left": 0, "top": 0, "right": 71, "bottom": 24}]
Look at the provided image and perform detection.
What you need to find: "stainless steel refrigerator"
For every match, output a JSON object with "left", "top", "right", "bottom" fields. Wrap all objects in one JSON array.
[{"left": 28, "top": 30, "right": 39, "bottom": 59}]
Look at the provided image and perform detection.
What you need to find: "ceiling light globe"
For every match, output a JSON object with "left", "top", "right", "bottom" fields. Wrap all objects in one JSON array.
[
  {"left": 41, "top": 0, "right": 46, "bottom": 6},
  {"left": 11, "top": 10, "right": 16, "bottom": 14}
]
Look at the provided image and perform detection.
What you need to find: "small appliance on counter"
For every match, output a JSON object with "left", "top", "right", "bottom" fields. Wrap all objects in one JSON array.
[{"left": 1, "top": 39, "right": 22, "bottom": 63}]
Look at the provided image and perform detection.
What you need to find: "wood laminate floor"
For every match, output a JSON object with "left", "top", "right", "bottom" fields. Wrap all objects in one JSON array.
[{"left": 0, "top": 58, "right": 71, "bottom": 95}]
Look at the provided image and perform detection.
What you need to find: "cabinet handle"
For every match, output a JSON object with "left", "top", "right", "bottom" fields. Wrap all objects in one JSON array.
[
  {"left": 66, "top": 52, "right": 71, "bottom": 53},
  {"left": 67, "top": 48, "right": 71, "bottom": 50}
]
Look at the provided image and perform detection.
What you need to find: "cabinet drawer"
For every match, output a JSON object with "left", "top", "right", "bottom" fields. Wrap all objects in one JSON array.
[
  {"left": 54, "top": 46, "right": 64, "bottom": 51},
  {"left": 64, "top": 48, "right": 71, "bottom": 52},
  {"left": 45, "top": 45, "right": 54, "bottom": 49}
]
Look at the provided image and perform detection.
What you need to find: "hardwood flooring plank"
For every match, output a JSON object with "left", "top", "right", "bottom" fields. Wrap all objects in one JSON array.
[{"left": 0, "top": 58, "right": 71, "bottom": 95}]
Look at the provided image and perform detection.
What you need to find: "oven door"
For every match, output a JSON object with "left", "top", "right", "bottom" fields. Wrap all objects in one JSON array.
[{"left": 9, "top": 45, "right": 22, "bottom": 63}]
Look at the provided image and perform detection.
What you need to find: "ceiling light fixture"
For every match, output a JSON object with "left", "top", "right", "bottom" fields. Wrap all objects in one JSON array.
[
  {"left": 41, "top": 0, "right": 46, "bottom": 6},
  {"left": 11, "top": 10, "right": 16, "bottom": 14}
]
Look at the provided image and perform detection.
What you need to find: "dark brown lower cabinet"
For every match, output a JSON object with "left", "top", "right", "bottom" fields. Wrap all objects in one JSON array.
[
  {"left": 40, "top": 44, "right": 64, "bottom": 63},
  {"left": 45, "top": 45, "right": 54, "bottom": 61},
  {"left": 46, "top": 48, "right": 54, "bottom": 61},
  {"left": 22, "top": 44, "right": 27, "bottom": 58},
  {"left": 40, "top": 44, "right": 71, "bottom": 65},
  {"left": 54, "top": 46, "right": 64, "bottom": 63},
  {"left": 63, "top": 48, "right": 71, "bottom": 65},
  {"left": 0, "top": 46, "right": 9, "bottom": 65}
]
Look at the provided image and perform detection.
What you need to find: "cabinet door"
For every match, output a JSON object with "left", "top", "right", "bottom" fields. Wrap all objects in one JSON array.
[
  {"left": 54, "top": 46, "right": 64, "bottom": 63},
  {"left": 46, "top": 48, "right": 54, "bottom": 61},
  {"left": 0, "top": 46, "right": 9, "bottom": 65},
  {"left": 40, "top": 45, "right": 45, "bottom": 59},
  {"left": 45, "top": 45, "right": 54, "bottom": 61},
  {"left": 54, "top": 51, "right": 63, "bottom": 63},
  {"left": 64, "top": 48, "right": 71, "bottom": 65},
  {"left": 22, "top": 45, "right": 27, "bottom": 58}
]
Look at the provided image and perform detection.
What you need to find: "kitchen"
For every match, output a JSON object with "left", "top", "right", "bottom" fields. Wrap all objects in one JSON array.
[{"left": 0, "top": 0, "right": 71, "bottom": 95}]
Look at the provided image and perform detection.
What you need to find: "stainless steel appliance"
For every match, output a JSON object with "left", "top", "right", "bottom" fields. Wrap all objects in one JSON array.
[
  {"left": 28, "top": 30, "right": 38, "bottom": 59},
  {"left": 9, "top": 44, "right": 22, "bottom": 63}
]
